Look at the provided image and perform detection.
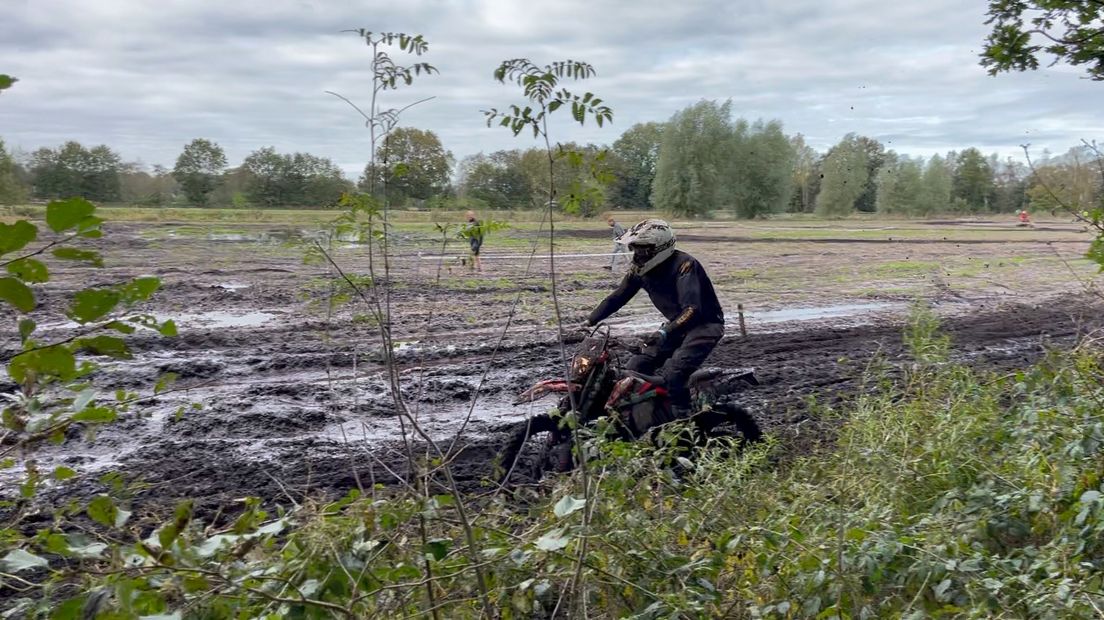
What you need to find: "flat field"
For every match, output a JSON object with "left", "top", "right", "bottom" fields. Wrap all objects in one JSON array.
[{"left": 3, "top": 207, "right": 1102, "bottom": 512}]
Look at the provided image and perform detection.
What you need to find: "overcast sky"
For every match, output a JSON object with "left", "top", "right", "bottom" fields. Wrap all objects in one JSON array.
[{"left": 2, "top": 0, "right": 1101, "bottom": 176}]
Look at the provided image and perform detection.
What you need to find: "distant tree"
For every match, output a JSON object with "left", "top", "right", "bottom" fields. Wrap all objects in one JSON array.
[
  {"left": 241, "top": 147, "right": 351, "bottom": 207},
  {"left": 458, "top": 151, "right": 532, "bottom": 210},
  {"left": 0, "top": 139, "right": 28, "bottom": 204},
  {"left": 788, "top": 134, "right": 819, "bottom": 212},
  {"left": 815, "top": 134, "right": 869, "bottom": 216},
  {"left": 918, "top": 154, "right": 953, "bottom": 215},
  {"left": 731, "top": 119, "right": 796, "bottom": 218},
  {"left": 875, "top": 153, "right": 925, "bottom": 215},
  {"left": 120, "top": 162, "right": 178, "bottom": 206},
  {"left": 513, "top": 143, "right": 610, "bottom": 216},
  {"left": 298, "top": 153, "right": 352, "bottom": 206},
  {"left": 30, "top": 141, "right": 122, "bottom": 202},
  {"left": 853, "top": 136, "right": 887, "bottom": 213},
  {"left": 210, "top": 166, "right": 253, "bottom": 208},
  {"left": 1026, "top": 146, "right": 1103, "bottom": 213},
  {"left": 609, "top": 122, "right": 664, "bottom": 209},
  {"left": 652, "top": 100, "right": 735, "bottom": 217},
  {"left": 173, "top": 139, "right": 227, "bottom": 206},
  {"left": 240, "top": 147, "right": 287, "bottom": 206},
  {"left": 981, "top": 0, "right": 1104, "bottom": 81},
  {"left": 953, "top": 148, "right": 996, "bottom": 212},
  {"left": 360, "top": 127, "right": 453, "bottom": 204},
  {"left": 991, "top": 156, "right": 1029, "bottom": 213}
]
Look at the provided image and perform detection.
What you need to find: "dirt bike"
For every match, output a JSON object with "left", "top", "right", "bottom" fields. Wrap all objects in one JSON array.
[{"left": 497, "top": 325, "right": 761, "bottom": 482}]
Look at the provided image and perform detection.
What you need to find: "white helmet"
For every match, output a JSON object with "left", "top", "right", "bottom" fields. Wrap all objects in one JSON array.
[{"left": 616, "top": 219, "right": 676, "bottom": 274}]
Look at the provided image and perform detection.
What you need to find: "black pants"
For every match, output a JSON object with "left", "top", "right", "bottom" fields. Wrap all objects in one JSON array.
[{"left": 627, "top": 323, "right": 724, "bottom": 408}]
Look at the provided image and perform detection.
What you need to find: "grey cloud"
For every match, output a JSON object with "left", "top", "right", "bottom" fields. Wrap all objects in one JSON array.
[{"left": 2, "top": 0, "right": 1100, "bottom": 177}]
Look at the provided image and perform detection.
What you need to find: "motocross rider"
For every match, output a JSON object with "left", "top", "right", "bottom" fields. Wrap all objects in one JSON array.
[{"left": 584, "top": 219, "right": 725, "bottom": 417}]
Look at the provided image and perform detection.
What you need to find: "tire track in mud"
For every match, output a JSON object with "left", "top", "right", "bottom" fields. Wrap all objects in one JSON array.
[{"left": 15, "top": 295, "right": 1096, "bottom": 519}]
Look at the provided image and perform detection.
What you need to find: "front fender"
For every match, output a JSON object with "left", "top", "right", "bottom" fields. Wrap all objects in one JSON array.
[{"left": 513, "top": 379, "right": 581, "bottom": 405}]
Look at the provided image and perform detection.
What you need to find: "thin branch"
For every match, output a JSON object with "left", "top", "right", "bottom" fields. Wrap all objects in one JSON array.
[
  {"left": 0, "top": 233, "right": 77, "bottom": 270},
  {"left": 324, "top": 90, "right": 372, "bottom": 123}
]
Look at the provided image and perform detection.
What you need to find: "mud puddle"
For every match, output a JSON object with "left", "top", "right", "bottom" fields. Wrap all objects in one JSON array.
[
  {"left": 748, "top": 302, "right": 903, "bottom": 324},
  {"left": 608, "top": 301, "right": 909, "bottom": 335},
  {"left": 173, "top": 310, "right": 276, "bottom": 328}
]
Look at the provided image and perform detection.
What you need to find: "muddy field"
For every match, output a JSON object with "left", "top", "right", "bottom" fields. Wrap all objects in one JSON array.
[{"left": 2, "top": 214, "right": 1102, "bottom": 516}]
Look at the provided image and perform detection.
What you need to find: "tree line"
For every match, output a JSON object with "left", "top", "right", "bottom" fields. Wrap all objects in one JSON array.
[{"left": 1, "top": 103, "right": 1100, "bottom": 216}]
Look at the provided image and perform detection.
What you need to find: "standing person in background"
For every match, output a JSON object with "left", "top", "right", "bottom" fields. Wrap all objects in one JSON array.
[
  {"left": 605, "top": 214, "right": 628, "bottom": 271},
  {"left": 461, "top": 210, "right": 484, "bottom": 272}
]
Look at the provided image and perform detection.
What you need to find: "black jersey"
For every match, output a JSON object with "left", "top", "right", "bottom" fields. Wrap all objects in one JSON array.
[{"left": 587, "top": 250, "right": 724, "bottom": 331}]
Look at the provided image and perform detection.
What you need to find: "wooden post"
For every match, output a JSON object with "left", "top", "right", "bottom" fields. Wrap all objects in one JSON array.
[{"left": 737, "top": 303, "right": 747, "bottom": 337}]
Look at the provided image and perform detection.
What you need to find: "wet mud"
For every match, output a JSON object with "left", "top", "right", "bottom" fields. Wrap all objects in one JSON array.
[
  {"left": 10, "top": 295, "right": 1100, "bottom": 521},
  {"left": 2, "top": 220, "right": 1101, "bottom": 521},
  {"left": 563, "top": 227, "right": 1088, "bottom": 245}
]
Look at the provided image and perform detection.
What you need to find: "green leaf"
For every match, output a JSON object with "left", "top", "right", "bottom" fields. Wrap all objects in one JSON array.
[
  {"left": 52, "top": 247, "right": 103, "bottom": 267},
  {"left": 1, "top": 458, "right": 14, "bottom": 469},
  {"left": 424, "top": 538, "right": 451, "bottom": 561},
  {"left": 53, "top": 466, "right": 77, "bottom": 481},
  {"left": 72, "top": 406, "right": 117, "bottom": 424},
  {"left": 195, "top": 534, "right": 240, "bottom": 558},
  {"left": 158, "top": 319, "right": 178, "bottom": 337},
  {"left": 0, "top": 74, "right": 16, "bottom": 91},
  {"left": 50, "top": 598, "right": 85, "bottom": 620},
  {"left": 535, "top": 528, "right": 571, "bottom": 551},
  {"left": 6, "top": 258, "right": 49, "bottom": 283},
  {"left": 182, "top": 575, "right": 209, "bottom": 594},
  {"left": 65, "top": 536, "right": 107, "bottom": 558},
  {"left": 21, "top": 472, "right": 39, "bottom": 498},
  {"left": 118, "top": 276, "right": 161, "bottom": 304},
  {"left": 0, "top": 220, "right": 37, "bottom": 255},
  {"left": 0, "top": 276, "right": 35, "bottom": 312},
  {"left": 73, "top": 389, "right": 95, "bottom": 410},
  {"left": 155, "top": 373, "right": 178, "bottom": 395},
  {"left": 46, "top": 198, "right": 96, "bottom": 233},
  {"left": 1089, "top": 236, "right": 1104, "bottom": 271},
  {"left": 41, "top": 532, "right": 70, "bottom": 554},
  {"left": 87, "top": 495, "right": 118, "bottom": 528},
  {"left": 104, "top": 320, "right": 136, "bottom": 334},
  {"left": 8, "top": 346, "right": 77, "bottom": 383},
  {"left": 77, "top": 335, "right": 132, "bottom": 359},
  {"left": 553, "top": 495, "right": 586, "bottom": 518},
  {"left": 158, "top": 499, "right": 194, "bottom": 549},
  {"left": 68, "top": 288, "right": 120, "bottom": 323},
  {"left": 18, "top": 318, "right": 35, "bottom": 343},
  {"left": 388, "top": 563, "right": 421, "bottom": 581},
  {"left": 0, "top": 548, "right": 49, "bottom": 572}
]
